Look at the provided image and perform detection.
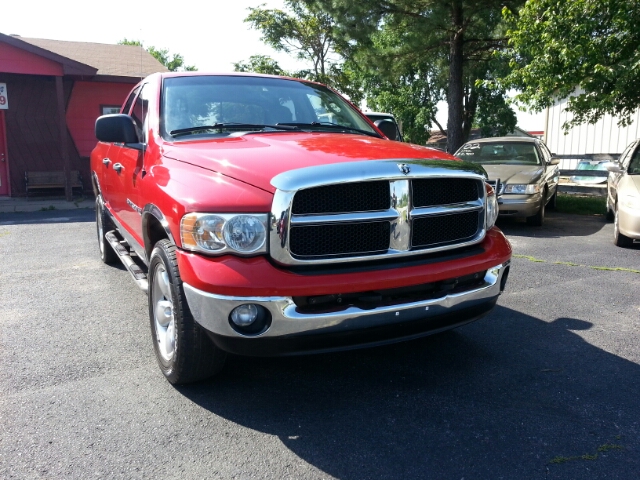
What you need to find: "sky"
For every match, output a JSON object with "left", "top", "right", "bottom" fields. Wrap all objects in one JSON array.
[{"left": 0, "top": 0, "right": 544, "bottom": 131}]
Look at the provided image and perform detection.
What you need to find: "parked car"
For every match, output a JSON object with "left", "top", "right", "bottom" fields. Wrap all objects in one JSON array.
[
  {"left": 364, "top": 112, "right": 403, "bottom": 141},
  {"left": 454, "top": 137, "right": 560, "bottom": 226},
  {"left": 605, "top": 139, "right": 640, "bottom": 247},
  {"left": 91, "top": 73, "right": 511, "bottom": 384}
]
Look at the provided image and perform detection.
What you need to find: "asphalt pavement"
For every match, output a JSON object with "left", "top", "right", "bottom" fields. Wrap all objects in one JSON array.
[{"left": 1, "top": 210, "right": 639, "bottom": 479}]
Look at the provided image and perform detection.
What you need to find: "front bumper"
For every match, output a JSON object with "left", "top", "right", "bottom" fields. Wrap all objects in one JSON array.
[
  {"left": 498, "top": 193, "right": 542, "bottom": 217},
  {"left": 183, "top": 261, "right": 510, "bottom": 356}
]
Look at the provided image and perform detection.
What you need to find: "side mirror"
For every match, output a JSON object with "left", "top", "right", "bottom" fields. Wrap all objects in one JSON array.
[
  {"left": 96, "top": 114, "right": 140, "bottom": 144},
  {"left": 374, "top": 119, "right": 399, "bottom": 141},
  {"left": 603, "top": 161, "right": 622, "bottom": 173},
  {"left": 549, "top": 158, "right": 561, "bottom": 165}
]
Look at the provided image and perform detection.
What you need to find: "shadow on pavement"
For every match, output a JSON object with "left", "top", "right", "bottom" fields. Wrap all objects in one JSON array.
[
  {"left": 497, "top": 211, "right": 608, "bottom": 239},
  {"left": 176, "top": 306, "right": 639, "bottom": 479}
]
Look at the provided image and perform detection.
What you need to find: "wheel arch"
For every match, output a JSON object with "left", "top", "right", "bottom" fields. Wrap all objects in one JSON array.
[{"left": 142, "top": 204, "right": 178, "bottom": 261}]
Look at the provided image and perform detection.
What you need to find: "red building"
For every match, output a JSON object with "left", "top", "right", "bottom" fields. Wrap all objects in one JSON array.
[{"left": 0, "top": 33, "right": 168, "bottom": 198}]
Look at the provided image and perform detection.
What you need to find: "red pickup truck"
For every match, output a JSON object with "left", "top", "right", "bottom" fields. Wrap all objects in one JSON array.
[{"left": 91, "top": 73, "right": 511, "bottom": 384}]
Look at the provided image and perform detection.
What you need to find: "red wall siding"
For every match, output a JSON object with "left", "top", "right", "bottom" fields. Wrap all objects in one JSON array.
[
  {"left": 66, "top": 81, "right": 133, "bottom": 157},
  {"left": 0, "top": 73, "right": 82, "bottom": 195},
  {"left": 0, "top": 42, "right": 63, "bottom": 76}
]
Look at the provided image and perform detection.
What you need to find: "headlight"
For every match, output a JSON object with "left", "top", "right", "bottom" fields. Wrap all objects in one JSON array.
[
  {"left": 485, "top": 184, "right": 499, "bottom": 230},
  {"left": 621, "top": 194, "right": 640, "bottom": 210},
  {"left": 181, "top": 213, "right": 268, "bottom": 255},
  {"left": 504, "top": 184, "right": 540, "bottom": 194}
]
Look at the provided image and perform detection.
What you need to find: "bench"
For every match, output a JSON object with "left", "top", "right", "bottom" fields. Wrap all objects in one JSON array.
[{"left": 25, "top": 170, "right": 84, "bottom": 197}]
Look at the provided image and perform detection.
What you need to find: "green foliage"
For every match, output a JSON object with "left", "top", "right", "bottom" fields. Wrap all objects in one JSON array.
[
  {"left": 301, "top": 0, "right": 522, "bottom": 150},
  {"left": 502, "top": 0, "right": 640, "bottom": 129},
  {"left": 234, "top": 55, "right": 288, "bottom": 76},
  {"left": 118, "top": 39, "right": 197, "bottom": 72},
  {"left": 239, "top": 1, "right": 363, "bottom": 104}
]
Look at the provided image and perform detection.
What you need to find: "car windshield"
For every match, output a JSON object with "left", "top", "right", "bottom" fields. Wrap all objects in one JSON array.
[
  {"left": 455, "top": 142, "right": 541, "bottom": 165},
  {"left": 161, "top": 75, "right": 377, "bottom": 139}
]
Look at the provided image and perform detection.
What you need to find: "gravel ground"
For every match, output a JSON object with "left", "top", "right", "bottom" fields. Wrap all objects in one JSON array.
[{"left": 1, "top": 209, "right": 639, "bottom": 479}]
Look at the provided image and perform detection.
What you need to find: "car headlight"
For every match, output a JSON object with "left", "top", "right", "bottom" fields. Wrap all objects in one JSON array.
[
  {"left": 504, "top": 184, "right": 541, "bottom": 194},
  {"left": 485, "top": 183, "right": 499, "bottom": 230},
  {"left": 181, "top": 213, "right": 268, "bottom": 255},
  {"left": 621, "top": 194, "right": 640, "bottom": 210}
]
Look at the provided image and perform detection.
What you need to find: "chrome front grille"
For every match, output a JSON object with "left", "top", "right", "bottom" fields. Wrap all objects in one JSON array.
[{"left": 270, "top": 160, "right": 488, "bottom": 266}]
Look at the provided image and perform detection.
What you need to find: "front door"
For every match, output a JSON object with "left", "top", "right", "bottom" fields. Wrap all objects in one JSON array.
[{"left": 0, "top": 111, "right": 9, "bottom": 196}]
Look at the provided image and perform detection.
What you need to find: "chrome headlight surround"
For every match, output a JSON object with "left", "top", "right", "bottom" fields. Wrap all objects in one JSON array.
[
  {"left": 485, "top": 183, "right": 499, "bottom": 230},
  {"left": 180, "top": 213, "right": 269, "bottom": 256},
  {"left": 504, "top": 183, "right": 541, "bottom": 195}
]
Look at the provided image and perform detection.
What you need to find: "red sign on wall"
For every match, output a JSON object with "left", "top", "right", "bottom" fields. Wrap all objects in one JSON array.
[{"left": 0, "top": 84, "right": 8, "bottom": 110}]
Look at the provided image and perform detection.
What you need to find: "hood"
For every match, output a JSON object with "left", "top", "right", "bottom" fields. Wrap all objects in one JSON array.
[
  {"left": 482, "top": 164, "right": 544, "bottom": 184},
  {"left": 161, "top": 132, "right": 455, "bottom": 193}
]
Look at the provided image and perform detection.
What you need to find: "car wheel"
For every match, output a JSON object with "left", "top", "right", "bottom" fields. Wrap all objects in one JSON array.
[
  {"left": 148, "top": 239, "right": 226, "bottom": 384},
  {"left": 526, "top": 192, "right": 545, "bottom": 226},
  {"left": 613, "top": 204, "right": 634, "bottom": 248},
  {"left": 605, "top": 196, "right": 615, "bottom": 222},
  {"left": 96, "top": 197, "right": 118, "bottom": 264},
  {"left": 548, "top": 188, "right": 558, "bottom": 210}
]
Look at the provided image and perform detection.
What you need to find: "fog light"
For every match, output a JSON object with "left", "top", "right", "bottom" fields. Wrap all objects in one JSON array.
[{"left": 230, "top": 304, "right": 259, "bottom": 327}]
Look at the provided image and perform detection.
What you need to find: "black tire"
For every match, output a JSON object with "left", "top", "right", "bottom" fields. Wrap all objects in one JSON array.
[
  {"left": 96, "top": 197, "right": 118, "bottom": 264},
  {"left": 548, "top": 188, "right": 558, "bottom": 210},
  {"left": 526, "top": 192, "right": 545, "bottom": 226},
  {"left": 613, "top": 205, "right": 634, "bottom": 248},
  {"left": 605, "top": 197, "right": 615, "bottom": 222},
  {"left": 148, "top": 239, "right": 226, "bottom": 384}
]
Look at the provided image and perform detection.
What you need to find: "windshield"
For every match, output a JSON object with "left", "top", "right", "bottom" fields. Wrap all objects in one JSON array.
[
  {"left": 161, "top": 75, "right": 377, "bottom": 138},
  {"left": 455, "top": 142, "right": 541, "bottom": 165}
]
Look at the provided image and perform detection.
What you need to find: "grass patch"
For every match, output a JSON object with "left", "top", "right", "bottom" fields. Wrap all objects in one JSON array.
[{"left": 556, "top": 194, "right": 606, "bottom": 215}]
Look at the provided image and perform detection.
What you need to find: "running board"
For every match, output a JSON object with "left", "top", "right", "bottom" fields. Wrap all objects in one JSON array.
[{"left": 105, "top": 230, "right": 149, "bottom": 293}]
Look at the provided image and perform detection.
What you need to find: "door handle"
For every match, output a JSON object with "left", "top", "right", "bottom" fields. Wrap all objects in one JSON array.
[
  {"left": 102, "top": 158, "right": 111, "bottom": 166},
  {"left": 113, "top": 163, "right": 123, "bottom": 173}
]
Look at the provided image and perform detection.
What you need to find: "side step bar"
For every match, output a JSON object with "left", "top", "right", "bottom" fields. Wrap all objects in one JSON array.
[{"left": 105, "top": 230, "right": 149, "bottom": 293}]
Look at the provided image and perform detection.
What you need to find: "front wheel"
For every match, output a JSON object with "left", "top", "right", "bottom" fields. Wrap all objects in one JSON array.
[
  {"left": 548, "top": 188, "right": 558, "bottom": 210},
  {"left": 613, "top": 205, "right": 634, "bottom": 248},
  {"left": 148, "top": 239, "right": 226, "bottom": 384},
  {"left": 526, "top": 193, "right": 545, "bottom": 226}
]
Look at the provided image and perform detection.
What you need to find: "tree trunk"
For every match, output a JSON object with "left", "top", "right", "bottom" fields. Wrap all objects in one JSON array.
[
  {"left": 462, "top": 85, "right": 479, "bottom": 143},
  {"left": 447, "top": 1, "right": 465, "bottom": 154}
]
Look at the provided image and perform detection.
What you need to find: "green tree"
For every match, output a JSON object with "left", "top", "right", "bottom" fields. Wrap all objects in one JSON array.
[
  {"left": 240, "top": 1, "right": 363, "bottom": 104},
  {"left": 234, "top": 55, "right": 288, "bottom": 76},
  {"left": 118, "top": 39, "right": 197, "bottom": 72},
  {"left": 501, "top": 0, "right": 640, "bottom": 129},
  {"left": 301, "top": 0, "right": 522, "bottom": 152}
]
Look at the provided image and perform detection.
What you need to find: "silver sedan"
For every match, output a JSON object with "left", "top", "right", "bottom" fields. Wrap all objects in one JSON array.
[
  {"left": 455, "top": 137, "right": 560, "bottom": 226},
  {"left": 605, "top": 139, "right": 640, "bottom": 247}
]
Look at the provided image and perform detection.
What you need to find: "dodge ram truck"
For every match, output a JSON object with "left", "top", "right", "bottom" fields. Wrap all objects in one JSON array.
[{"left": 91, "top": 73, "right": 512, "bottom": 384}]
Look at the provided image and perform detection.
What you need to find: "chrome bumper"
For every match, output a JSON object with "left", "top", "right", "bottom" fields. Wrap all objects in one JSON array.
[{"left": 184, "top": 262, "right": 509, "bottom": 345}]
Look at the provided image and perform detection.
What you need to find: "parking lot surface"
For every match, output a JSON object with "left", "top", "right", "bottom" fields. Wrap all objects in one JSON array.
[{"left": 1, "top": 210, "right": 639, "bottom": 479}]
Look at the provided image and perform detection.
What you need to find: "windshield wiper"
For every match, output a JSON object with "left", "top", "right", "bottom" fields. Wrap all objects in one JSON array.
[
  {"left": 278, "top": 122, "right": 381, "bottom": 138},
  {"left": 170, "top": 123, "right": 299, "bottom": 137}
]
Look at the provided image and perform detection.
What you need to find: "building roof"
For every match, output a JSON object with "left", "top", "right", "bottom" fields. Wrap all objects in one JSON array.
[{"left": 15, "top": 37, "right": 168, "bottom": 78}]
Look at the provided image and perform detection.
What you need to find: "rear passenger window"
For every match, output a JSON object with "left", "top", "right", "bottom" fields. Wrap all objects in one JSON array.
[
  {"left": 122, "top": 86, "right": 141, "bottom": 115},
  {"left": 131, "top": 84, "right": 149, "bottom": 143}
]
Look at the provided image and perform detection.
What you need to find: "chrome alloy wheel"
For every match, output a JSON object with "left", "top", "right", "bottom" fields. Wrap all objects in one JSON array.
[{"left": 152, "top": 264, "right": 176, "bottom": 362}]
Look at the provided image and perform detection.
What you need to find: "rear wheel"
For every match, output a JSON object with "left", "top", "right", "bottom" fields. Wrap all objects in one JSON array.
[
  {"left": 613, "top": 204, "right": 634, "bottom": 248},
  {"left": 148, "top": 239, "right": 226, "bottom": 384},
  {"left": 96, "top": 197, "right": 117, "bottom": 264}
]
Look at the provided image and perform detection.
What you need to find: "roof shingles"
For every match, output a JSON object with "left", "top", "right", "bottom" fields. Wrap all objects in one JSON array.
[{"left": 18, "top": 37, "right": 168, "bottom": 77}]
